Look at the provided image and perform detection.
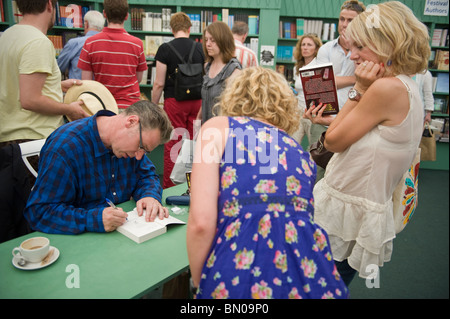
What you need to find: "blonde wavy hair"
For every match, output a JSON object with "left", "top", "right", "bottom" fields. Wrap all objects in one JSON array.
[
  {"left": 346, "top": 1, "right": 430, "bottom": 76},
  {"left": 217, "top": 67, "right": 300, "bottom": 135}
]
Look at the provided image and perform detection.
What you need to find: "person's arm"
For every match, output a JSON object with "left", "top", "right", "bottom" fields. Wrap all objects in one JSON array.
[
  {"left": 324, "top": 61, "right": 412, "bottom": 153},
  {"left": 131, "top": 156, "right": 168, "bottom": 222},
  {"left": 422, "top": 71, "right": 434, "bottom": 123},
  {"left": 187, "top": 116, "right": 228, "bottom": 287},
  {"left": 19, "top": 73, "right": 88, "bottom": 120},
  {"left": 81, "top": 70, "right": 94, "bottom": 80},
  {"left": 151, "top": 61, "right": 167, "bottom": 104},
  {"left": 24, "top": 150, "right": 106, "bottom": 234},
  {"left": 335, "top": 75, "right": 356, "bottom": 89},
  {"left": 57, "top": 40, "right": 75, "bottom": 74},
  {"left": 136, "top": 71, "right": 144, "bottom": 84}
]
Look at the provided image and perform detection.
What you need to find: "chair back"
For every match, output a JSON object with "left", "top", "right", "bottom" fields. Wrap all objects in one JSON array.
[{"left": 18, "top": 139, "right": 46, "bottom": 177}]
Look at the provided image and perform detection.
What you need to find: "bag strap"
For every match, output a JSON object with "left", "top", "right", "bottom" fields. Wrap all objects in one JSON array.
[
  {"left": 187, "top": 42, "right": 196, "bottom": 64},
  {"left": 167, "top": 41, "right": 197, "bottom": 64},
  {"left": 167, "top": 42, "right": 187, "bottom": 64}
]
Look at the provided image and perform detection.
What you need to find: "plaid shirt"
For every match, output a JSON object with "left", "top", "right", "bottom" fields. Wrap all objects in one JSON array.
[{"left": 24, "top": 111, "right": 162, "bottom": 234}]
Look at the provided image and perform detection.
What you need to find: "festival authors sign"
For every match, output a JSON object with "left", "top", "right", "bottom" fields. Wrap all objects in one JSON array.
[{"left": 424, "top": 0, "right": 449, "bottom": 16}]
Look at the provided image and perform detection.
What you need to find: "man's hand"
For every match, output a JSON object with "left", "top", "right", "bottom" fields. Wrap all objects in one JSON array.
[
  {"left": 136, "top": 197, "right": 169, "bottom": 222},
  {"left": 61, "top": 79, "right": 82, "bottom": 93},
  {"left": 66, "top": 100, "right": 90, "bottom": 121},
  {"left": 102, "top": 207, "right": 128, "bottom": 232}
]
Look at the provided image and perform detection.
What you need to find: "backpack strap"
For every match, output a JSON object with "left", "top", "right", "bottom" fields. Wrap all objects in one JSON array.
[
  {"left": 167, "top": 41, "right": 197, "bottom": 64},
  {"left": 187, "top": 42, "right": 197, "bottom": 64}
]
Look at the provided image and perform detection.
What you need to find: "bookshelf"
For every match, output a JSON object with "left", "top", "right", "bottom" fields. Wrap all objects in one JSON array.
[{"left": 2, "top": 0, "right": 448, "bottom": 170}]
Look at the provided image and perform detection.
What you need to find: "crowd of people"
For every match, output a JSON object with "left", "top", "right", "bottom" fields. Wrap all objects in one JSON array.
[{"left": 0, "top": 0, "right": 433, "bottom": 299}]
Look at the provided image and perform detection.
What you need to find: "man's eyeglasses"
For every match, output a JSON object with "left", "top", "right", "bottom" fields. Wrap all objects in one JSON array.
[{"left": 139, "top": 121, "right": 151, "bottom": 154}]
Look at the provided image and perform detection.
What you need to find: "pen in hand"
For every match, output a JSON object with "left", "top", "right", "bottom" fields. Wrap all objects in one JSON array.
[
  {"left": 106, "top": 198, "right": 117, "bottom": 209},
  {"left": 106, "top": 198, "right": 127, "bottom": 221}
]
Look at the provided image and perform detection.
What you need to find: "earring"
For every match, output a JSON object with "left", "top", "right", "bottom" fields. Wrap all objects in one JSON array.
[{"left": 386, "top": 60, "right": 392, "bottom": 66}]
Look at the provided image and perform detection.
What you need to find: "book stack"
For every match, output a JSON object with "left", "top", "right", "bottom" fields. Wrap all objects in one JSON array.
[
  {"left": 187, "top": 14, "right": 201, "bottom": 33},
  {"left": 131, "top": 8, "right": 172, "bottom": 32},
  {"left": 48, "top": 35, "right": 63, "bottom": 56},
  {"left": 432, "top": 28, "right": 449, "bottom": 47},
  {"left": 279, "top": 19, "right": 336, "bottom": 41}
]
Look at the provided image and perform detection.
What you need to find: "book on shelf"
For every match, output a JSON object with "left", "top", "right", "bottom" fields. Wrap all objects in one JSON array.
[
  {"left": 276, "top": 45, "right": 295, "bottom": 63},
  {"left": 188, "top": 14, "right": 201, "bottom": 33},
  {"left": 145, "top": 35, "right": 163, "bottom": 58},
  {"left": 433, "top": 96, "right": 449, "bottom": 114},
  {"left": 248, "top": 15, "right": 259, "bottom": 35},
  {"left": 1, "top": 0, "right": 4, "bottom": 22},
  {"left": 131, "top": 8, "right": 172, "bottom": 32},
  {"left": 117, "top": 208, "right": 186, "bottom": 244},
  {"left": 432, "top": 49, "right": 449, "bottom": 71},
  {"left": 435, "top": 72, "right": 449, "bottom": 94},
  {"left": 48, "top": 35, "right": 63, "bottom": 56},
  {"left": 281, "top": 18, "right": 336, "bottom": 41},
  {"left": 299, "top": 62, "right": 339, "bottom": 115},
  {"left": 11, "top": 0, "right": 22, "bottom": 23},
  {"left": 432, "top": 28, "right": 449, "bottom": 47},
  {"left": 55, "top": 3, "right": 87, "bottom": 28},
  {"left": 198, "top": 10, "right": 258, "bottom": 33}
]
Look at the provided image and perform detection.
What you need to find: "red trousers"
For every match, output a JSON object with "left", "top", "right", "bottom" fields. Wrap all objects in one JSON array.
[{"left": 163, "top": 98, "right": 201, "bottom": 189}]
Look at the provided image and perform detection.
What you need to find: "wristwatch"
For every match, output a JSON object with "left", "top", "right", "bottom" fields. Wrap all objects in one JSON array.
[{"left": 348, "top": 87, "right": 362, "bottom": 101}]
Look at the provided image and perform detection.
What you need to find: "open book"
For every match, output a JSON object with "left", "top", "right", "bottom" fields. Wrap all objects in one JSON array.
[
  {"left": 117, "top": 208, "right": 186, "bottom": 244},
  {"left": 299, "top": 62, "right": 339, "bottom": 115}
]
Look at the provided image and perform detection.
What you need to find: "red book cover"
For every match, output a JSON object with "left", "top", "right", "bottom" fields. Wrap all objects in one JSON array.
[{"left": 299, "top": 62, "right": 339, "bottom": 115}]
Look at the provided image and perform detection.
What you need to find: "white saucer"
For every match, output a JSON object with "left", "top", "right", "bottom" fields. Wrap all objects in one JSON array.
[{"left": 12, "top": 246, "right": 60, "bottom": 271}]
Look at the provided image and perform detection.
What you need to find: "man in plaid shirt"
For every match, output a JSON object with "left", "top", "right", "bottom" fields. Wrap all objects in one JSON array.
[{"left": 24, "top": 101, "right": 173, "bottom": 234}]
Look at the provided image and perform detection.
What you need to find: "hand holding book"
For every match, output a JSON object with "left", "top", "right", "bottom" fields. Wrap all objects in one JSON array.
[{"left": 303, "top": 102, "right": 335, "bottom": 126}]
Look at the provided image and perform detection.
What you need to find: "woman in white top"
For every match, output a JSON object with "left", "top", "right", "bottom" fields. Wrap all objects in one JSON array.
[
  {"left": 304, "top": 1, "right": 430, "bottom": 286},
  {"left": 292, "top": 34, "right": 323, "bottom": 148}
]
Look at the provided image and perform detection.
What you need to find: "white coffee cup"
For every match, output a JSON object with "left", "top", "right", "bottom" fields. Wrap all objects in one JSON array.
[{"left": 12, "top": 237, "right": 50, "bottom": 263}]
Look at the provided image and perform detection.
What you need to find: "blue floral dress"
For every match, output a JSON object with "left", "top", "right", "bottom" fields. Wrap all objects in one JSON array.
[{"left": 195, "top": 117, "right": 349, "bottom": 299}]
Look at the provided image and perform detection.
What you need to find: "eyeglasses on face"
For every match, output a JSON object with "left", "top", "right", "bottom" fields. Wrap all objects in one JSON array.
[{"left": 138, "top": 121, "right": 151, "bottom": 154}]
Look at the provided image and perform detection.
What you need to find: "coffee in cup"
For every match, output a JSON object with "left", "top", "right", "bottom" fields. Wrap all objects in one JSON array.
[{"left": 12, "top": 237, "right": 50, "bottom": 263}]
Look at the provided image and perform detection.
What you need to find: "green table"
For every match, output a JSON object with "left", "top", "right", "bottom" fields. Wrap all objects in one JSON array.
[{"left": 0, "top": 183, "right": 190, "bottom": 299}]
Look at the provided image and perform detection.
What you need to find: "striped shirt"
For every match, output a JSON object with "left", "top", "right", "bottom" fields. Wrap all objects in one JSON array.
[
  {"left": 234, "top": 39, "right": 258, "bottom": 68},
  {"left": 78, "top": 27, "right": 147, "bottom": 109},
  {"left": 24, "top": 111, "right": 162, "bottom": 234}
]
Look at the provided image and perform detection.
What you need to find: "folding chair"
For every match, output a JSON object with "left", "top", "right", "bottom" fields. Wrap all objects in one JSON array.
[{"left": 18, "top": 139, "right": 46, "bottom": 177}]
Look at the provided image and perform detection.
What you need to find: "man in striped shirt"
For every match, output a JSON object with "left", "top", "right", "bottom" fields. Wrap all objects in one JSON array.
[
  {"left": 78, "top": 0, "right": 147, "bottom": 110},
  {"left": 231, "top": 21, "right": 258, "bottom": 69}
]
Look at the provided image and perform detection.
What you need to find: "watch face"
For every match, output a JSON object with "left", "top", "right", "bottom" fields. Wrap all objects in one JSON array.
[
  {"left": 349, "top": 90, "right": 356, "bottom": 98},
  {"left": 349, "top": 88, "right": 359, "bottom": 100}
]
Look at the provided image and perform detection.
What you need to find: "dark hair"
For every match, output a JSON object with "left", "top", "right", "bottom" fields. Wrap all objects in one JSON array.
[
  {"left": 341, "top": 0, "right": 366, "bottom": 13},
  {"left": 16, "top": 0, "right": 57, "bottom": 15},
  {"left": 124, "top": 101, "right": 173, "bottom": 144},
  {"left": 103, "top": 0, "right": 129, "bottom": 24}
]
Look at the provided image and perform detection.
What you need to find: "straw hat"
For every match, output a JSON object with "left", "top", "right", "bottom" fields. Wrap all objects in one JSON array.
[{"left": 64, "top": 80, "right": 118, "bottom": 119}]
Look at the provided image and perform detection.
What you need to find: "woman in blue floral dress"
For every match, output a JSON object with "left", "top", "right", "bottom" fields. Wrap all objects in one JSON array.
[{"left": 187, "top": 67, "right": 348, "bottom": 299}]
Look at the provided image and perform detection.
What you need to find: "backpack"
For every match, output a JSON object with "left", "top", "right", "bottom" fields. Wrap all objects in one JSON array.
[{"left": 167, "top": 42, "right": 203, "bottom": 101}]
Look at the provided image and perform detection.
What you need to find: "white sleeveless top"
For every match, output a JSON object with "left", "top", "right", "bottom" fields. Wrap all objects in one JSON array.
[{"left": 313, "top": 74, "right": 423, "bottom": 278}]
